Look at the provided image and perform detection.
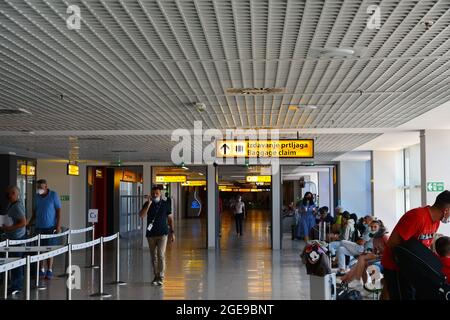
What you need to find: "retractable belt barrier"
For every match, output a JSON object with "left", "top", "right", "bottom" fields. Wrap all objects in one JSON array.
[
  {"left": 0, "top": 230, "right": 124, "bottom": 300},
  {"left": 40, "top": 230, "right": 70, "bottom": 239},
  {"left": 8, "top": 235, "right": 39, "bottom": 246}
]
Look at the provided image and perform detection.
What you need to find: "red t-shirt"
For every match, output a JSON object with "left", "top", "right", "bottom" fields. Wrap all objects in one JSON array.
[
  {"left": 382, "top": 206, "right": 440, "bottom": 271},
  {"left": 440, "top": 256, "right": 450, "bottom": 284}
]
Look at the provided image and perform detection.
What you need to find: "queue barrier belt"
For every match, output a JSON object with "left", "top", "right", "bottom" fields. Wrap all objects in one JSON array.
[
  {"left": 70, "top": 226, "right": 93, "bottom": 234},
  {"left": 0, "top": 245, "right": 63, "bottom": 253},
  {"left": 103, "top": 233, "right": 118, "bottom": 243},
  {"left": 40, "top": 230, "right": 70, "bottom": 239},
  {"left": 30, "top": 246, "right": 69, "bottom": 263},
  {"left": 72, "top": 238, "right": 101, "bottom": 251},
  {"left": 8, "top": 235, "right": 39, "bottom": 245},
  {"left": 0, "top": 258, "right": 26, "bottom": 273}
]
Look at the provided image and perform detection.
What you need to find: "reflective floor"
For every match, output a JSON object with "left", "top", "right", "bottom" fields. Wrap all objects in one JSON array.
[{"left": 5, "top": 209, "right": 315, "bottom": 300}]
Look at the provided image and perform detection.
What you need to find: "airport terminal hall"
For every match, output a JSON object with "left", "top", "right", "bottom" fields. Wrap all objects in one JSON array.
[{"left": 1, "top": 0, "right": 450, "bottom": 307}]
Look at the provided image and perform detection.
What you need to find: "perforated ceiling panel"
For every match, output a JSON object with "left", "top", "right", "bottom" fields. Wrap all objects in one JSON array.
[{"left": 0, "top": 0, "right": 449, "bottom": 161}]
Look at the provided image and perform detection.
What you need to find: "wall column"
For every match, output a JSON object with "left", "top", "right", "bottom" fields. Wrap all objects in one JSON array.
[
  {"left": 272, "top": 163, "right": 281, "bottom": 250},
  {"left": 207, "top": 165, "right": 217, "bottom": 249}
]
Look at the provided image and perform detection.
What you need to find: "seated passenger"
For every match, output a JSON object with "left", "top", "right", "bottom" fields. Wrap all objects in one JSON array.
[
  {"left": 340, "top": 220, "right": 388, "bottom": 283},
  {"left": 316, "top": 206, "right": 333, "bottom": 224},
  {"left": 335, "top": 217, "right": 376, "bottom": 275},
  {"left": 331, "top": 206, "right": 343, "bottom": 233},
  {"left": 434, "top": 236, "right": 450, "bottom": 283},
  {"left": 328, "top": 212, "right": 355, "bottom": 256}
]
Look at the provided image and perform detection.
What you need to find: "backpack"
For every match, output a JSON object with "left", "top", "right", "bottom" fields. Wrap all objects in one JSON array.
[{"left": 337, "top": 282, "right": 363, "bottom": 300}]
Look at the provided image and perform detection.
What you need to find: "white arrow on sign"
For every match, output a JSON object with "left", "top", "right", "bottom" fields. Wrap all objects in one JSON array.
[{"left": 427, "top": 183, "right": 433, "bottom": 192}]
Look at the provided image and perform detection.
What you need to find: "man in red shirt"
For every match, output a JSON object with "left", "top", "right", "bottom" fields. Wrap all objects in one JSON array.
[{"left": 382, "top": 190, "right": 450, "bottom": 300}]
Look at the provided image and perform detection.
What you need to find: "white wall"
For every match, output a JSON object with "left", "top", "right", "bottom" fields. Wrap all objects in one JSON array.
[
  {"left": 421, "top": 130, "right": 450, "bottom": 235},
  {"left": 318, "top": 169, "right": 331, "bottom": 209},
  {"left": 36, "top": 160, "right": 87, "bottom": 241},
  {"left": 372, "top": 151, "right": 404, "bottom": 231},
  {"left": 339, "top": 160, "right": 372, "bottom": 217}
]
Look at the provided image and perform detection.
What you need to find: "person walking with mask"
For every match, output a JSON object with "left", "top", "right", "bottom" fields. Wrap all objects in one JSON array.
[
  {"left": 233, "top": 195, "right": 245, "bottom": 237},
  {"left": 382, "top": 190, "right": 450, "bottom": 300},
  {"left": 296, "top": 192, "right": 317, "bottom": 242},
  {"left": 27, "top": 179, "right": 61, "bottom": 280},
  {"left": 139, "top": 185, "right": 175, "bottom": 286}
]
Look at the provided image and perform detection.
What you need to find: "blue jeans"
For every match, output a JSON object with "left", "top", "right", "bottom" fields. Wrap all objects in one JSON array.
[
  {"left": 337, "top": 241, "right": 364, "bottom": 270},
  {"left": 328, "top": 241, "right": 341, "bottom": 256}
]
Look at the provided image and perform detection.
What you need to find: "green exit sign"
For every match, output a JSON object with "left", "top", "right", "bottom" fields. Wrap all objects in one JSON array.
[
  {"left": 60, "top": 195, "right": 70, "bottom": 201},
  {"left": 426, "top": 182, "right": 444, "bottom": 192}
]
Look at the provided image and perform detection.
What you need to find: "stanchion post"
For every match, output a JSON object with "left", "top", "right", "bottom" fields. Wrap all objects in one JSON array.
[
  {"left": 110, "top": 232, "right": 126, "bottom": 285},
  {"left": 35, "top": 234, "right": 47, "bottom": 290},
  {"left": 3, "top": 239, "right": 9, "bottom": 299},
  {"left": 66, "top": 244, "right": 72, "bottom": 300},
  {"left": 90, "top": 237, "right": 111, "bottom": 298},
  {"left": 86, "top": 224, "right": 99, "bottom": 269},
  {"left": 25, "top": 255, "right": 31, "bottom": 300},
  {"left": 57, "top": 232, "right": 70, "bottom": 278}
]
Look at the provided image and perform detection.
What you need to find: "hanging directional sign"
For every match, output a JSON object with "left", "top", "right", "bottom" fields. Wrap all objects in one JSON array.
[
  {"left": 426, "top": 182, "right": 445, "bottom": 192},
  {"left": 216, "top": 139, "right": 314, "bottom": 158}
]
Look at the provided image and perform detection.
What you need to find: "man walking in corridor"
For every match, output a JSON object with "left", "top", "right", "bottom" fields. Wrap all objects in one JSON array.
[{"left": 139, "top": 185, "right": 175, "bottom": 286}]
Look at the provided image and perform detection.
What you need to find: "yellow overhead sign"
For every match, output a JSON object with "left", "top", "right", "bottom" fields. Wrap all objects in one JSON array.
[
  {"left": 156, "top": 175, "right": 186, "bottom": 183},
  {"left": 181, "top": 181, "right": 207, "bottom": 187},
  {"left": 67, "top": 164, "right": 79, "bottom": 176},
  {"left": 246, "top": 175, "right": 271, "bottom": 183},
  {"left": 216, "top": 139, "right": 314, "bottom": 158},
  {"left": 20, "top": 165, "right": 36, "bottom": 176}
]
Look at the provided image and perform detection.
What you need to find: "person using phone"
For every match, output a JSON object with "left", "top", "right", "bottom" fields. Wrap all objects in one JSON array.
[{"left": 139, "top": 185, "right": 175, "bottom": 286}]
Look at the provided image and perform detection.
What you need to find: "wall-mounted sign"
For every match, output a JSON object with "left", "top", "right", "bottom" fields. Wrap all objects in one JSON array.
[
  {"left": 67, "top": 164, "right": 80, "bottom": 176},
  {"left": 246, "top": 175, "right": 271, "bottom": 183},
  {"left": 60, "top": 195, "right": 70, "bottom": 201},
  {"left": 95, "top": 169, "right": 103, "bottom": 178},
  {"left": 216, "top": 139, "right": 314, "bottom": 158},
  {"left": 427, "top": 182, "right": 444, "bottom": 192},
  {"left": 181, "top": 181, "right": 207, "bottom": 187},
  {"left": 88, "top": 209, "right": 99, "bottom": 223},
  {"left": 156, "top": 175, "right": 186, "bottom": 183}
]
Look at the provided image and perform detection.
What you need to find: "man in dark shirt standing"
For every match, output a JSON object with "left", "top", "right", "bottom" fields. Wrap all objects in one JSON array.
[{"left": 139, "top": 185, "right": 175, "bottom": 286}]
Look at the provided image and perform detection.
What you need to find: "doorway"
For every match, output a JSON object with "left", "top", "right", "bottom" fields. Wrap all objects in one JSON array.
[{"left": 217, "top": 165, "right": 272, "bottom": 250}]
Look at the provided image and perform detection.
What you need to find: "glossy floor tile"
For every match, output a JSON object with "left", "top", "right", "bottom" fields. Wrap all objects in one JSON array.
[{"left": 5, "top": 210, "right": 316, "bottom": 300}]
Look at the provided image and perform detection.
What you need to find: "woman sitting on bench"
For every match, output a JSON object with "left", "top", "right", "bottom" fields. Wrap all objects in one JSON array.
[{"left": 340, "top": 219, "right": 388, "bottom": 283}]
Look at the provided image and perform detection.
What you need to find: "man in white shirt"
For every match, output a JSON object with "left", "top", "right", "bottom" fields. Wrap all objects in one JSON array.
[{"left": 233, "top": 195, "right": 245, "bottom": 237}]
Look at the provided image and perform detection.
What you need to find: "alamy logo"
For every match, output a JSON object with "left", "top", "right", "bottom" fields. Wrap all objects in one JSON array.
[
  {"left": 66, "top": 265, "right": 81, "bottom": 290},
  {"left": 67, "top": 5, "right": 81, "bottom": 30},
  {"left": 367, "top": 5, "right": 381, "bottom": 30}
]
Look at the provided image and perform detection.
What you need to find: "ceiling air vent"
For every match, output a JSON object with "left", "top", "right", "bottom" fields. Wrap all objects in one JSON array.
[
  {"left": 226, "top": 88, "right": 284, "bottom": 95},
  {"left": 0, "top": 108, "right": 32, "bottom": 115},
  {"left": 110, "top": 150, "right": 138, "bottom": 153},
  {"left": 78, "top": 137, "right": 105, "bottom": 141}
]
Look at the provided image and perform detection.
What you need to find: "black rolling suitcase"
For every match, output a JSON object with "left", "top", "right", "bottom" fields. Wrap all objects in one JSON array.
[{"left": 394, "top": 239, "right": 450, "bottom": 300}]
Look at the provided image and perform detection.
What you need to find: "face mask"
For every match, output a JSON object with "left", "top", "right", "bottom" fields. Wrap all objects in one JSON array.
[
  {"left": 37, "top": 189, "right": 45, "bottom": 195},
  {"left": 153, "top": 196, "right": 160, "bottom": 203}
]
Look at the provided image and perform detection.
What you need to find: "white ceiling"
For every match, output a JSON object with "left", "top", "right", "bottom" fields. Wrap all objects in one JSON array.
[{"left": 1, "top": 0, "right": 450, "bottom": 162}]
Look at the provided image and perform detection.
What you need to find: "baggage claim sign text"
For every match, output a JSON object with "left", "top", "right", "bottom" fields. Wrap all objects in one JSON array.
[{"left": 216, "top": 139, "right": 314, "bottom": 158}]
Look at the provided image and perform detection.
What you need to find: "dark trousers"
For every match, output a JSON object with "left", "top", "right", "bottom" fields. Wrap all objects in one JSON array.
[
  {"left": 384, "top": 269, "right": 416, "bottom": 300},
  {"left": 235, "top": 214, "right": 243, "bottom": 235},
  {"left": 10, "top": 251, "right": 24, "bottom": 291}
]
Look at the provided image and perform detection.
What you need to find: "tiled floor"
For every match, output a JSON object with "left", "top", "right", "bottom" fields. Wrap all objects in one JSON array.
[{"left": 5, "top": 210, "right": 322, "bottom": 300}]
